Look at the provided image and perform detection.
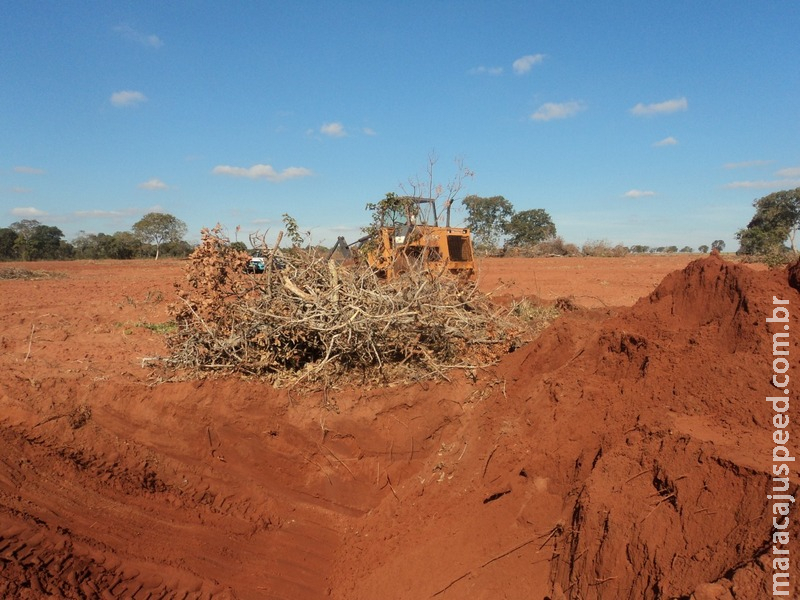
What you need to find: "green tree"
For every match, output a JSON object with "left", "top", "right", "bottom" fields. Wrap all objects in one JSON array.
[
  {"left": 160, "top": 239, "right": 193, "bottom": 258},
  {"left": 10, "top": 220, "right": 64, "bottom": 260},
  {"left": 33, "top": 225, "right": 66, "bottom": 259},
  {"left": 698, "top": 244, "right": 709, "bottom": 253},
  {"left": 680, "top": 246, "right": 693, "bottom": 253},
  {"left": 361, "top": 193, "right": 420, "bottom": 252},
  {"left": 711, "top": 239, "right": 726, "bottom": 253},
  {"left": 74, "top": 231, "right": 142, "bottom": 259},
  {"left": 735, "top": 188, "right": 800, "bottom": 254},
  {"left": 132, "top": 212, "right": 187, "bottom": 260},
  {"left": 503, "top": 209, "right": 556, "bottom": 247},
  {"left": 462, "top": 195, "right": 514, "bottom": 251},
  {"left": 0, "top": 228, "right": 18, "bottom": 259},
  {"left": 365, "top": 193, "right": 418, "bottom": 228},
  {"left": 110, "top": 231, "right": 143, "bottom": 258},
  {"left": 282, "top": 213, "right": 309, "bottom": 247},
  {"left": 73, "top": 232, "right": 106, "bottom": 259},
  {"left": 57, "top": 239, "right": 74, "bottom": 259},
  {"left": 72, "top": 231, "right": 96, "bottom": 258},
  {"left": 630, "top": 245, "right": 650, "bottom": 253},
  {"left": 10, "top": 219, "right": 39, "bottom": 260}
]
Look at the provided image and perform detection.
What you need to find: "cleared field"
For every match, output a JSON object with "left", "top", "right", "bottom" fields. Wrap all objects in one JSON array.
[{"left": 0, "top": 255, "right": 792, "bottom": 599}]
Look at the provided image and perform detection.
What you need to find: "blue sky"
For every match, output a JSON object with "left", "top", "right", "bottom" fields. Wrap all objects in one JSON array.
[{"left": 2, "top": 1, "right": 799, "bottom": 250}]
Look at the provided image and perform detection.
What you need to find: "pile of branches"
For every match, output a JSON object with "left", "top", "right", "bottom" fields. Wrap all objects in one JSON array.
[
  {"left": 0, "top": 268, "right": 63, "bottom": 280},
  {"left": 165, "top": 227, "right": 526, "bottom": 387}
]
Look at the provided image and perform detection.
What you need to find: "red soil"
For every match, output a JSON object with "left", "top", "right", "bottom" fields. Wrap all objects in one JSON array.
[{"left": 0, "top": 254, "right": 797, "bottom": 599}]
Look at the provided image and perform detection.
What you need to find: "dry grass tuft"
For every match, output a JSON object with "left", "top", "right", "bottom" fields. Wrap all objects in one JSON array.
[
  {"left": 509, "top": 297, "right": 561, "bottom": 335},
  {"left": 581, "top": 240, "right": 629, "bottom": 257}
]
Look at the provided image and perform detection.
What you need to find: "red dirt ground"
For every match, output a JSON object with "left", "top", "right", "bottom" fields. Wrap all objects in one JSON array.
[{"left": 1, "top": 254, "right": 798, "bottom": 599}]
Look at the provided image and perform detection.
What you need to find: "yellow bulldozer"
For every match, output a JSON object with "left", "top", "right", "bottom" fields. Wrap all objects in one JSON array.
[{"left": 328, "top": 196, "right": 475, "bottom": 280}]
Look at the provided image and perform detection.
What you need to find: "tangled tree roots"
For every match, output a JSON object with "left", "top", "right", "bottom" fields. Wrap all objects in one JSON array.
[{"left": 165, "top": 227, "right": 526, "bottom": 386}]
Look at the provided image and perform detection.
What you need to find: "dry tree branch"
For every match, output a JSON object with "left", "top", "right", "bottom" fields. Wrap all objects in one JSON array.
[{"left": 24, "top": 323, "right": 35, "bottom": 361}]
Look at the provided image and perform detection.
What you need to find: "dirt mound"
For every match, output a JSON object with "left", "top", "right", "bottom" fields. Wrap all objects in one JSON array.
[
  {"left": 787, "top": 255, "right": 800, "bottom": 293},
  {"left": 541, "top": 255, "right": 799, "bottom": 599},
  {"left": 326, "top": 255, "right": 798, "bottom": 599},
  {"left": 0, "top": 255, "right": 796, "bottom": 598}
]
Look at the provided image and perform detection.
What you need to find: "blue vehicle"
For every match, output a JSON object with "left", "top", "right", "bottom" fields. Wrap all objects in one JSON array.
[
  {"left": 247, "top": 252, "right": 266, "bottom": 273},
  {"left": 247, "top": 250, "right": 285, "bottom": 274}
]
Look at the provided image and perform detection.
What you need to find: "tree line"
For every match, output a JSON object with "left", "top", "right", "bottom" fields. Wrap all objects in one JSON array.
[
  {"left": 11, "top": 186, "right": 788, "bottom": 263},
  {"left": 0, "top": 212, "right": 190, "bottom": 261},
  {"left": 460, "top": 194, "right": 724, "bottom": 256},
  {"left": 1, "top": 199, "right": 730, "bottom": 262},
  {"left": 462, "top": 195, "right": 555, "bottom": 251}
]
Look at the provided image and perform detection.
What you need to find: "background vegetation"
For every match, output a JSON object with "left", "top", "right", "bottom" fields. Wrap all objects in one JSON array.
[
  {"left": 735, "top": 187, "right": 800, "bottom": 265},
  {"left": 0, "top": 213, "right": 191, "bottom": 261},
  {"left": 5, "top": 187, "right": 797, "bottom": 264}
]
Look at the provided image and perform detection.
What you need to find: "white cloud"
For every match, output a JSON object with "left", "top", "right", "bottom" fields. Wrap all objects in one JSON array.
[
  {"left": 654, "top": 136, "right": 678, "bottom": 147},
  {"left": 723, "top": 160, "right": 772, "bottom": 169},
  {"left": 114, "top": 25, "right": 163, "bottom": 48},
  {"left": 776, "top": 166, "right": 800, "bottom": 178},
  {"left": 212, "top": 164, "right": 313, "bottom": 182},
  {"left": 11, "top": 187, "right": 32, "bottom": 194},
  {"left": 724, "top": 179, "right": 800, "bottom": 190},
  {"left": 721, "top": 163, "right": 800, "bottom": 188},
  {"left": 725, "top": 165, "right": 800, "bottom": 188},
  {"left": 320, "top": 122, "right": 347, "bottom": 137},
  {"left": 630, "top": 97, "right": 688, "bottom": 116},
  {"left": 13, "top": 166, "right": 45, "bottom": 175},
  {"left": 623, "top": 189, "right": 656, "bottom": 198},
  {"left": 362, "top": 127, "right": 377, "bottom": 136},
  {"left": 110, "top": 90, "right": 147, "bottom": 107},
  {"left": 11, "top": 206, "right": 48, "bottom": 217},
  {"left": 138, "top": 178, "right": 169, "bottom": 190},
  {"left": 512, "top": 54, "right": 545, "bottom": 75},
  {"left": 531, "top": 101, "right": 585, "bottom": 121},
  {"left": 469, "top": 66, "right": 504, "bottom": 76}
]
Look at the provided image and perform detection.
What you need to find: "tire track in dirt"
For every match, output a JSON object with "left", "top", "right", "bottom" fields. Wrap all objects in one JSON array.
[
  {"left": 0, "top": 378, "right": 374, "bottom": 598},
  {"left": 0, "top": 513, "right": 220, "bottom": 599}
]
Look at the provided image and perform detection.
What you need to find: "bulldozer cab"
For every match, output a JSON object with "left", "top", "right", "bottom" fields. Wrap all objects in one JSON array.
[{"left": 383, "top": 198, "right": 433, "bottom": 243}]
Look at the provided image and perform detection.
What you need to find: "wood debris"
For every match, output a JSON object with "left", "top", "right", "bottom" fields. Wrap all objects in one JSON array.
[{"left": 165, "top": 227, "right": 526, "bottom": 387}]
